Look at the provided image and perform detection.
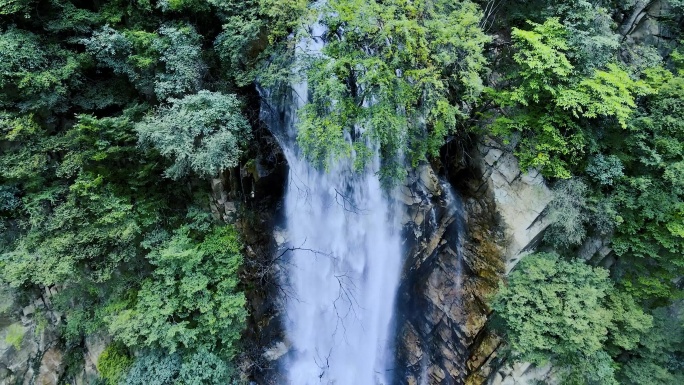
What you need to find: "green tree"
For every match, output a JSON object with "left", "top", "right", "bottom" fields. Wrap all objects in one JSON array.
[
  {"left": 97, "top": 342, "right": 134, "bottom": 385},
  {"left": 0, "top": 1, "right": 258, "bottom": 381},
  {"left": 0, "top": 0, "right": 32, "bottom": 15},
  {"left": 493, "top": 0, "right": 619, "bottom": 71},
  {"left": 598, "top": 68, "right": 684, "bottom": 301},
  {"left": 84, "top": 24, "right": 205, "bottom": 101},
  {"left": 136, "top": 91, "right": 251, "bottom": 180},
  {"left": 586, "top": 154, "right": 624, "bottom": 186},
  {"left": 176, "top": 348, "right": 233, "bottom": 385},
  {"left": 295, "top": 0, "right": 489, "bottom": 181},
  {"left": 0, "top": 27, "right": 83, "bottom": 113},
  {"left": 122, "top": 350, "right": 182, "bottom": 385},
  {"left": 152, "top": 25, "right": 206, "bottom": 100},
  {"left": 543, "top": 179, "right": 591, "bottom": 248},
  {"left": 491, "top": 253, "right": 652, "bottom": 384},
  {"left": 0, "top": 109, "right": 186, "bottom": 288},
  {"left": 107, "top": 225, "right": 247, "bottom": 355},
  {"left": 121, "top": 347, "right": 234, "bottom": 385},
  {"left": 213, "top": 0, "right": 308, "bottom": 86},
  {"left": 617, "top": 307, "right": 684, "bottom": 385},
  {"left": 491, "top": 19, "right": 650, "bottom": 178}
]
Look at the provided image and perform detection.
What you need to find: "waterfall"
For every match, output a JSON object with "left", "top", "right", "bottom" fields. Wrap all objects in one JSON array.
[{"left": 259, "top": 20, "right": 404, "bottom": 385}]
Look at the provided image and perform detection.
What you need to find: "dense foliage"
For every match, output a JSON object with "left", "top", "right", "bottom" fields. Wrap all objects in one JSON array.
[
  {"left": 0, "top": 0, "right": 682, "bottom": 384},
  {"left": 489, "top": 18, "right": 651, "bottom": 178},
  {"left": 136, "top": 91, "right": 251, "bottom": 179},
  {"left": 487, "top": 1, "right": 684, "bottom": 383},
  {"left": 97, "top": 342, "right": 133, "bottom": 385},
  {"left": 296, "top": 0, "right": 489, "bottom": 181},
  {"left": 121, "top": 348, "right": 234, "bottom": 385},
  {"left": 0, "top": 0, "right": 273, "bottom": 382},
  {"left": 492, "top": 253, "right": 652, "bottom": 384},
  {"left": 108, "top": 225, "right": 246, "bottom": 354},
  {"left": 617, "top": 307, "right": 684, "bottom": 385},
  {"left": 607, "top": 70, "right": 684, "bottom": 301}
]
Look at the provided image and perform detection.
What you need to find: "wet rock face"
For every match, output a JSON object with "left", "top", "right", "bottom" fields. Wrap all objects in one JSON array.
[
  {"left": 235, "top": 128, "right": 290, "bottom": 385},
  {"left": 394, "top": 136, "right": 554, "bottom": 385},
  {"left": 393, "top": 162, "right": 505, "bottom": 385}
]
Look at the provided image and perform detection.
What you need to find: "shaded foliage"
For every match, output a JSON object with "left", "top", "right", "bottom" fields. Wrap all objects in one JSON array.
[
  {"left": 122, "top": 348, "right": 234, "bottom": 385},
  {"left": 600, "top": 69, "right": 684, "bottom": 301},
  {"left": 617, "top": 307, "right": 684, "bottom": 385}
]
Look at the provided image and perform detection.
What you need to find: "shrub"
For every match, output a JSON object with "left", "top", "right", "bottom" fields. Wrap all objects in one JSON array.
[
  {"left": 97, "top": 342, "right": 133, "bottom": 385},
  {"left": 4, "top": 323, "right": 25, "bottom": 350}
]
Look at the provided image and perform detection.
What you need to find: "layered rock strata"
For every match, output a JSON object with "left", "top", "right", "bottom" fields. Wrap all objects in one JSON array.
[{"left": 393, "top": 137, "right": 554, "bottom": 385}]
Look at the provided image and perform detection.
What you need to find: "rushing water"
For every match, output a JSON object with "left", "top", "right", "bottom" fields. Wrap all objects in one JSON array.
[{"left": 259, "top": 20, "right": 404, "bottom": 385}]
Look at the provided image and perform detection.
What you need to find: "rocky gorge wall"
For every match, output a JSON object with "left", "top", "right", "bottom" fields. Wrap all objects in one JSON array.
[
  {"left": 0, "top": 284, "right": 107, "bottom": 385},
  {"left": 392, "top": 136, "right": 555, "bottom": 385},
  {"left": 464, "top": 138, "right": 555, "bottom": 385}
]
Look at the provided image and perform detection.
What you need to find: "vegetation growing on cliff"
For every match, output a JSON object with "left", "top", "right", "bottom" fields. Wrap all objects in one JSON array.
[
  {"left": 0, "top": 0, "right": 682, "bottom": 384},
  {"left": 492, "top": 253, "right": 652, "bottom": 384},
  {"left": 296, "top": 0, "right": 490, "bottom": 181},
  {"left": 488, "top": 1, "right": 684, "bottom": 383},
  {"left": 0, "top": 0, "right": 290, "bottom": 382}
]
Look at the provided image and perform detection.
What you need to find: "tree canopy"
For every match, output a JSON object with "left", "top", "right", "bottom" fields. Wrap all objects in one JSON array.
[
  {"left": 296, "top": 0, "right": 489, "bottom": 181},
  {"left": 136, "top": 91, "right": 251, "bottom": 179},
  {"left": 0, "top": 0, "right": 682, "bottom": 384},
  {"left": 492, "top": 253, "right": 652, "bottom": 384}
]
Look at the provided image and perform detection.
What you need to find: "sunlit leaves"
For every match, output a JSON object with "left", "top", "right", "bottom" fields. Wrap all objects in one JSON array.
[
  {"left": 556, "top": 64, "right": 652, "bottom": 127},
  {"left": 491, "top": 19, "right": 648, "bottom": 178},
  {"left": 0, "top": 0, "right": 31, "bottom": 15},
  {"left": 297, "top": 0, "right": 489, "bottom": 181},
  {"left": 507, "top": 18, "right": 573, "bottom": 104}
]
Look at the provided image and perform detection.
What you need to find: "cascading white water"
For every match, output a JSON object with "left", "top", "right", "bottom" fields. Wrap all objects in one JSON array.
[
  {"left": 260, "top": 17, "right": 404, "bottom": 385},
  {"left": 278, "top": 147, "right": 403, "bottom": 385}
]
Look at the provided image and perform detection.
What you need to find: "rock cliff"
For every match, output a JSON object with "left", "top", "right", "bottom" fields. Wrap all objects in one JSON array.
[
  {"left": 0, "top": 285, "right": 108, "bottom": 385},
  {"left": 0, "top": 133, "right": 555, "bottom": 385},
  {"left": 393, "top": 136, "right": 554, "bottom": 385}
]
